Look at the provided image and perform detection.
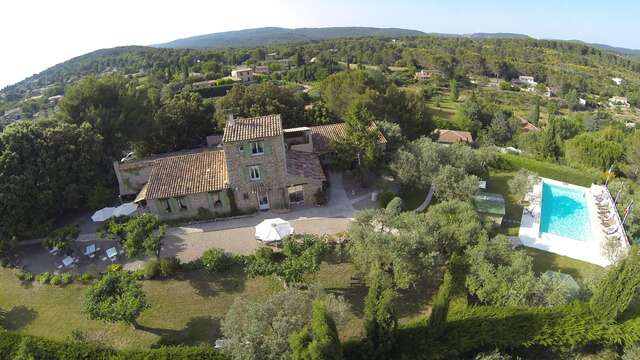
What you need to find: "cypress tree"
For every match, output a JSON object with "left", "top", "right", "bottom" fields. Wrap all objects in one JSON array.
[
  {"left": 364, "top": 267, "right": 397, "bottom": 359},
  {"left": 290, "top": 300, "right": 342, "bottom": 360}
]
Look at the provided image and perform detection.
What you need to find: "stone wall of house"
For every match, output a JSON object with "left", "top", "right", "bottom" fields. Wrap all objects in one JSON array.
[
  {"left": 147, "top": 190, "right": 231, "bottom": 221},
  {"left": 286, "top": 175, "right": 324, "bottom": 206},
  {"left": 223, "top": 135, "right": 288, "bottom": 211},
  {"left": 114, "top": 160, "right": 155, "bottom": 196}
]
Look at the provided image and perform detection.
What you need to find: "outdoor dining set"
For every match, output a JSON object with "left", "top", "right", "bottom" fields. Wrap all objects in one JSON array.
[{"left": 50, "top": 244, "right": 125, "bottom": 270}]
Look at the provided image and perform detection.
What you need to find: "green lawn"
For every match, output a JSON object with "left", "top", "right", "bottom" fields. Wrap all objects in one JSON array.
[
  {"left": 0, "top": 266, "right": 283, "bottom": 349},
  {"left": 0, "top": 262, "right": 436, "bottom": 350},
  {"left": 522, "top": 247, "right": 602, "bottom": 280}
]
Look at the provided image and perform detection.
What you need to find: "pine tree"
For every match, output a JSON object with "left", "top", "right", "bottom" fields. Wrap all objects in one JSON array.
[
  {"left": 528, "top": 97, "right": 540, "bottom": 126},
  {"left": 590, "top": 246, "right": 640, "bottom": 322},
  {"left": 290, "top": 301, "right": 342, "bottom": 360},
  {"left": 364, "top": 267, "right": 397, "bottom": 359}
]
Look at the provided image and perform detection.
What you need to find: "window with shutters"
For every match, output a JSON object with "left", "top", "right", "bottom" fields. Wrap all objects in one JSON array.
[
  {"left": 251, "top": 141, "right": 264, "bottom": 155},
  {"left": 288, "top": 185, "right": 305, "bottom": 204},
  {"left": 161, "top": 199, "right": 172, "bottom": 213},
  {"left": 177, "top": 197, "right": 188, "bottom": 211},
  {"left": 249, "top": 166, "right": 260, "bottom": 180}
]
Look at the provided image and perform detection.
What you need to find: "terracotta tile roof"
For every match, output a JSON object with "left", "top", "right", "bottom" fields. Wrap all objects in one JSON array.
[
  {"left": 434, "top": 129, "right": 473, "bottom": 144},
  {"left": 145, "top": 150, "right": 228, "bottom": 200},
  {"left": 519, "top": 117, "right": 540, "bottom": 132},
  {"left": 286, "top": 151, "right": 326, "bottom": 182},
  {"left": 222, "top": 114, "right": 283, "bottom": 143},
  {"left": 309, "top": 123, "right": 387, "bottom": 153}
]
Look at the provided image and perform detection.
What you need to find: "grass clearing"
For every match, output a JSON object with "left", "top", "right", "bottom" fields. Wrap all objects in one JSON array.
[
  {"left": 0, "top": 261, "right": 436, "bottom": 349},
  {"left": 522, "top": 247, "right": 602, "bottom": 280},
  {"left": 0, "top": 266, "right": 283, "bottom": 350}
]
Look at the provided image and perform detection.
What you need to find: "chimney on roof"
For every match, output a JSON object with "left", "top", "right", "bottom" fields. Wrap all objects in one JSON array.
[{"left": 226, "top": 112, "right": 235, "bottom": 127}]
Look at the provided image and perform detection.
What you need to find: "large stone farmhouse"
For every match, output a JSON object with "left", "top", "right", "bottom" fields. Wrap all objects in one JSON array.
[{"left": 114, "top": 114, "right": 384, "bottom": 220}]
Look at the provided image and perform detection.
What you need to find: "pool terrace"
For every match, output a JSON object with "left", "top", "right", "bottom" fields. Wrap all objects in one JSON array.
[{"left": 518, "top": 178, "right": 628, "bottom": 266}]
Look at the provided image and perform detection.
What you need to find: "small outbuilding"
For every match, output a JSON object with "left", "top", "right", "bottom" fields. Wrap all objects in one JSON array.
[{"left": 473, "top": 192, "right": 506, "bottom": 226}]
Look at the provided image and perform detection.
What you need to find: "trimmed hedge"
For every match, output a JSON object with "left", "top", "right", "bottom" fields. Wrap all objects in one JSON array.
[{"left": 0, "top": 331, "right": 229, "bottom": 360}]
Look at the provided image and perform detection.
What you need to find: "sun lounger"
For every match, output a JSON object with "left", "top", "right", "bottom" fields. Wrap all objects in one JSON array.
[{"left": 603, "top": 226, "right": 619, "bottom": 235}]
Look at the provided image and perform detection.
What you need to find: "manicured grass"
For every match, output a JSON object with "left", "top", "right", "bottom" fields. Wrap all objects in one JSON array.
[
  {"left": 500, "top": 154, "right": 600, "bottom": 187},
  {"left": 0, "top": 262, "right": 434, "bottom": 349},
  {"left": 0, "top": 267, "right": 283, "bottom": 350},
  {"left": 522, "top": 247, "right": 602, "bottom": 280}
]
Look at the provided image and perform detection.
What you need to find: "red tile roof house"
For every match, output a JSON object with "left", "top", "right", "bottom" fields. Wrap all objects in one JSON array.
[
  {"left": 433, "top": 129, "right": 474, "bottom": 145},
  {"left": 114, "top": 115, "right": 385, "bottom": 221}
]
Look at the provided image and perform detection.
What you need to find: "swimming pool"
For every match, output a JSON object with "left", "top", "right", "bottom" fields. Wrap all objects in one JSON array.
[{"left": 539, "top": 182, "right": 591, "bottom": 242}]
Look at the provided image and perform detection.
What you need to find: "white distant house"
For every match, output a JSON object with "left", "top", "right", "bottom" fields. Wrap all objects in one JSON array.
[
  {"left": 612, "top": 77, "right": 624, "bottom": 85},
  {"left": 518, "top": 75, "right": 537, "bottom": 86},
  {"left": 544, "top": 87, "right": 553, "bottom": 98},
  {"left": 231, "top": 67, "right": 254, "bottom": 83},
  {"left": 609, "top": 96, "right": 631, "bottom": 108},
  {"left": 579, "top": 98, "right": 587, "bottom": 106},
  {"left": 415, "top": 70, "right": 432, "bottom": 81}
]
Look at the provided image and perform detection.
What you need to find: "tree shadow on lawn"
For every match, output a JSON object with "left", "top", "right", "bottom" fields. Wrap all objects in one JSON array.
[
  {"left": 1, "top": 305, "right": 38, "bottom": 331},
  {"left": 137, "top": 316, "right": 221, "bottom": 348},
  {"left": 184, "top": 267, "right": 247, "bottom": 298}
]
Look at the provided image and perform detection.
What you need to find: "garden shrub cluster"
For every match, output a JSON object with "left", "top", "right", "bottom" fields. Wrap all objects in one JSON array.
[{"left": 0, "top": 331, "right": 229, "bottom": 360}]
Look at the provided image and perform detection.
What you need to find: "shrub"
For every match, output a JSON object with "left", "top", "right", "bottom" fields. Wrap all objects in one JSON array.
[
  {"left": 181, "top": 258, "right": 204, "bottom": 272},
  {"left": 384, "top": 197, "right": 404, "bottom": 217},
  {"left": 80, "top": 272, "right": 95, "bottom": 284},
  {"left": 16, "top": 271, "right": 34, "bottom": 282},
  {"left": 201, "top": 248, "right": 234, "bottom": 273},
  {"left": 36, "top": 272, "right": 52, "bottom": 284},
  {"left": 49, "top": 274, "right": 62, "bottom": 286},
  {"left": 158, "top": 257, "right": 180, "bottom": 278},
  {"left": 141, "top": 260, "right": 160, "bottom": 280},
  {"left": 60, "top": 272, "right": 73, "bottom": 285},
  {"left": 378, "top": 191, "right": 396, "bottom": 208}
]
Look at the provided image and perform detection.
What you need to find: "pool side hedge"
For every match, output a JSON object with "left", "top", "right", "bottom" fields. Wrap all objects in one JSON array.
[
  {"left": 499, "top": 154, "right": 600, "bottom": 187},
  {"left": 0, "top": 331, "right": 229, "bottom": 360}
]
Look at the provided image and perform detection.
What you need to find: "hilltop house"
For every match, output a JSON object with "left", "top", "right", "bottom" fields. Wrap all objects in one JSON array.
[
  {"left": 254, "top": 65, "right": 270, "bottom": 74},
  {"left": 231, "top": 67, "right": 254, "bottom": 83},
  {"left": 517, "top": 76, "right": 537, "bottom": 86},
  {"left": 612, "top": 77, "right": 624, "bottom": 85},
  {"left": 114, "top": 115, "right": 385, "bottom": 220}
]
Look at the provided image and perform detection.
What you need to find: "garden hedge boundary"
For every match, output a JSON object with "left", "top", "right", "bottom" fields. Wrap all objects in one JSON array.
[{"left": 0, "top": 331, "right": 229, "bottom": 360}]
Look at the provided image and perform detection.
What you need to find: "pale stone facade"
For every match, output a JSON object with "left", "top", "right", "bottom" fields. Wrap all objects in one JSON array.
[
  {"left": 147, "top": 190, "right": 231, "bottom": 221},
  {"left": 223, "top": 134, "right": 289, "bottom": 212}
]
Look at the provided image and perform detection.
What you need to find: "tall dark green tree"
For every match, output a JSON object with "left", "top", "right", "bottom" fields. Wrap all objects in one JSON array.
[
  {"left": 290, "top": 300, "right": 342, "bottom": 360},
  {"left": 58, "top": 75, "right": 153, "bottom": 158},
  {"left": 590, "top": 246, "right": 640, "bottom": 322},
  {"left": 136, "top": 91, "right": 215, "bottom": 154},
  {"left": 364, "top": 267, "right": 397, "bottom": 359},
  {"left": 528, "top": 97, "right": 540, "bottom": 126},
  {"left": 0, "top": 120, "right": 107, "bottom": 238}
]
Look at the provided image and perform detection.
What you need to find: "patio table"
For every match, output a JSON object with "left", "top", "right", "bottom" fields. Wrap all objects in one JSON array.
[
  {"left": 84, "top": 244, "right": 97, "bottom": 257},
  {"left": 62, "top": 256, "right": 74, "bottom": 267}
]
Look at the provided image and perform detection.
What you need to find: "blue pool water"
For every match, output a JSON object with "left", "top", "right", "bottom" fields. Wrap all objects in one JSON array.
[{"left": 539, "top": 182, "right": 591, "bottom": 242}]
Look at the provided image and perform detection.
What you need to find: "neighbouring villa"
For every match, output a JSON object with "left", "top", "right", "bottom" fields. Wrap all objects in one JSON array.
[
  {"left": 519, "top": 178, "right": 629, "bottom": 266},
  {"left": 114, "top": 114, "right": 386, "bottom": 221},
  {"left": 433, "top": 129, "right": 474, "bottom": 145}
]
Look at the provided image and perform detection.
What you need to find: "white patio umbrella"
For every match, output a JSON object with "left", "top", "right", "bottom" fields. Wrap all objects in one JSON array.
[
  {"left": 113, "top": 202, "right": 138, "bottom": 217},
  {"left": 255, "top": 218, "right": 294, "bottom": 243},
  {"left": 91, "top": 207, "right": 116, "bottom": 222}
]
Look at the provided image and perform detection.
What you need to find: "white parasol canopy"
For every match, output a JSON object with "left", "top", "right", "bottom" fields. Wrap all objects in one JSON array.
[
  {"left": 113, "top": 202, "right": 138, "bottom": 217},
  {"left": 91, "top": 203, "right": 138, "bottom": 222},
  {"left": 255, "top": 218, "right": 294, "bottom": 243},
  {"left": 91, "top": 207, "right": 116, "bottom": 222}
]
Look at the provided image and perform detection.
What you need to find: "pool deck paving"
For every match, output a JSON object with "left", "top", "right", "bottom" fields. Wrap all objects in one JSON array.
[{"left": 518, "top": 178, "right": 628, "bottom": 267}]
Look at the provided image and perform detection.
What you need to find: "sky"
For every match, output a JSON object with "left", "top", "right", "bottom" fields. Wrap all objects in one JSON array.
[{"left": 2, "top": 0, "right": 640, "bottom": 89}]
